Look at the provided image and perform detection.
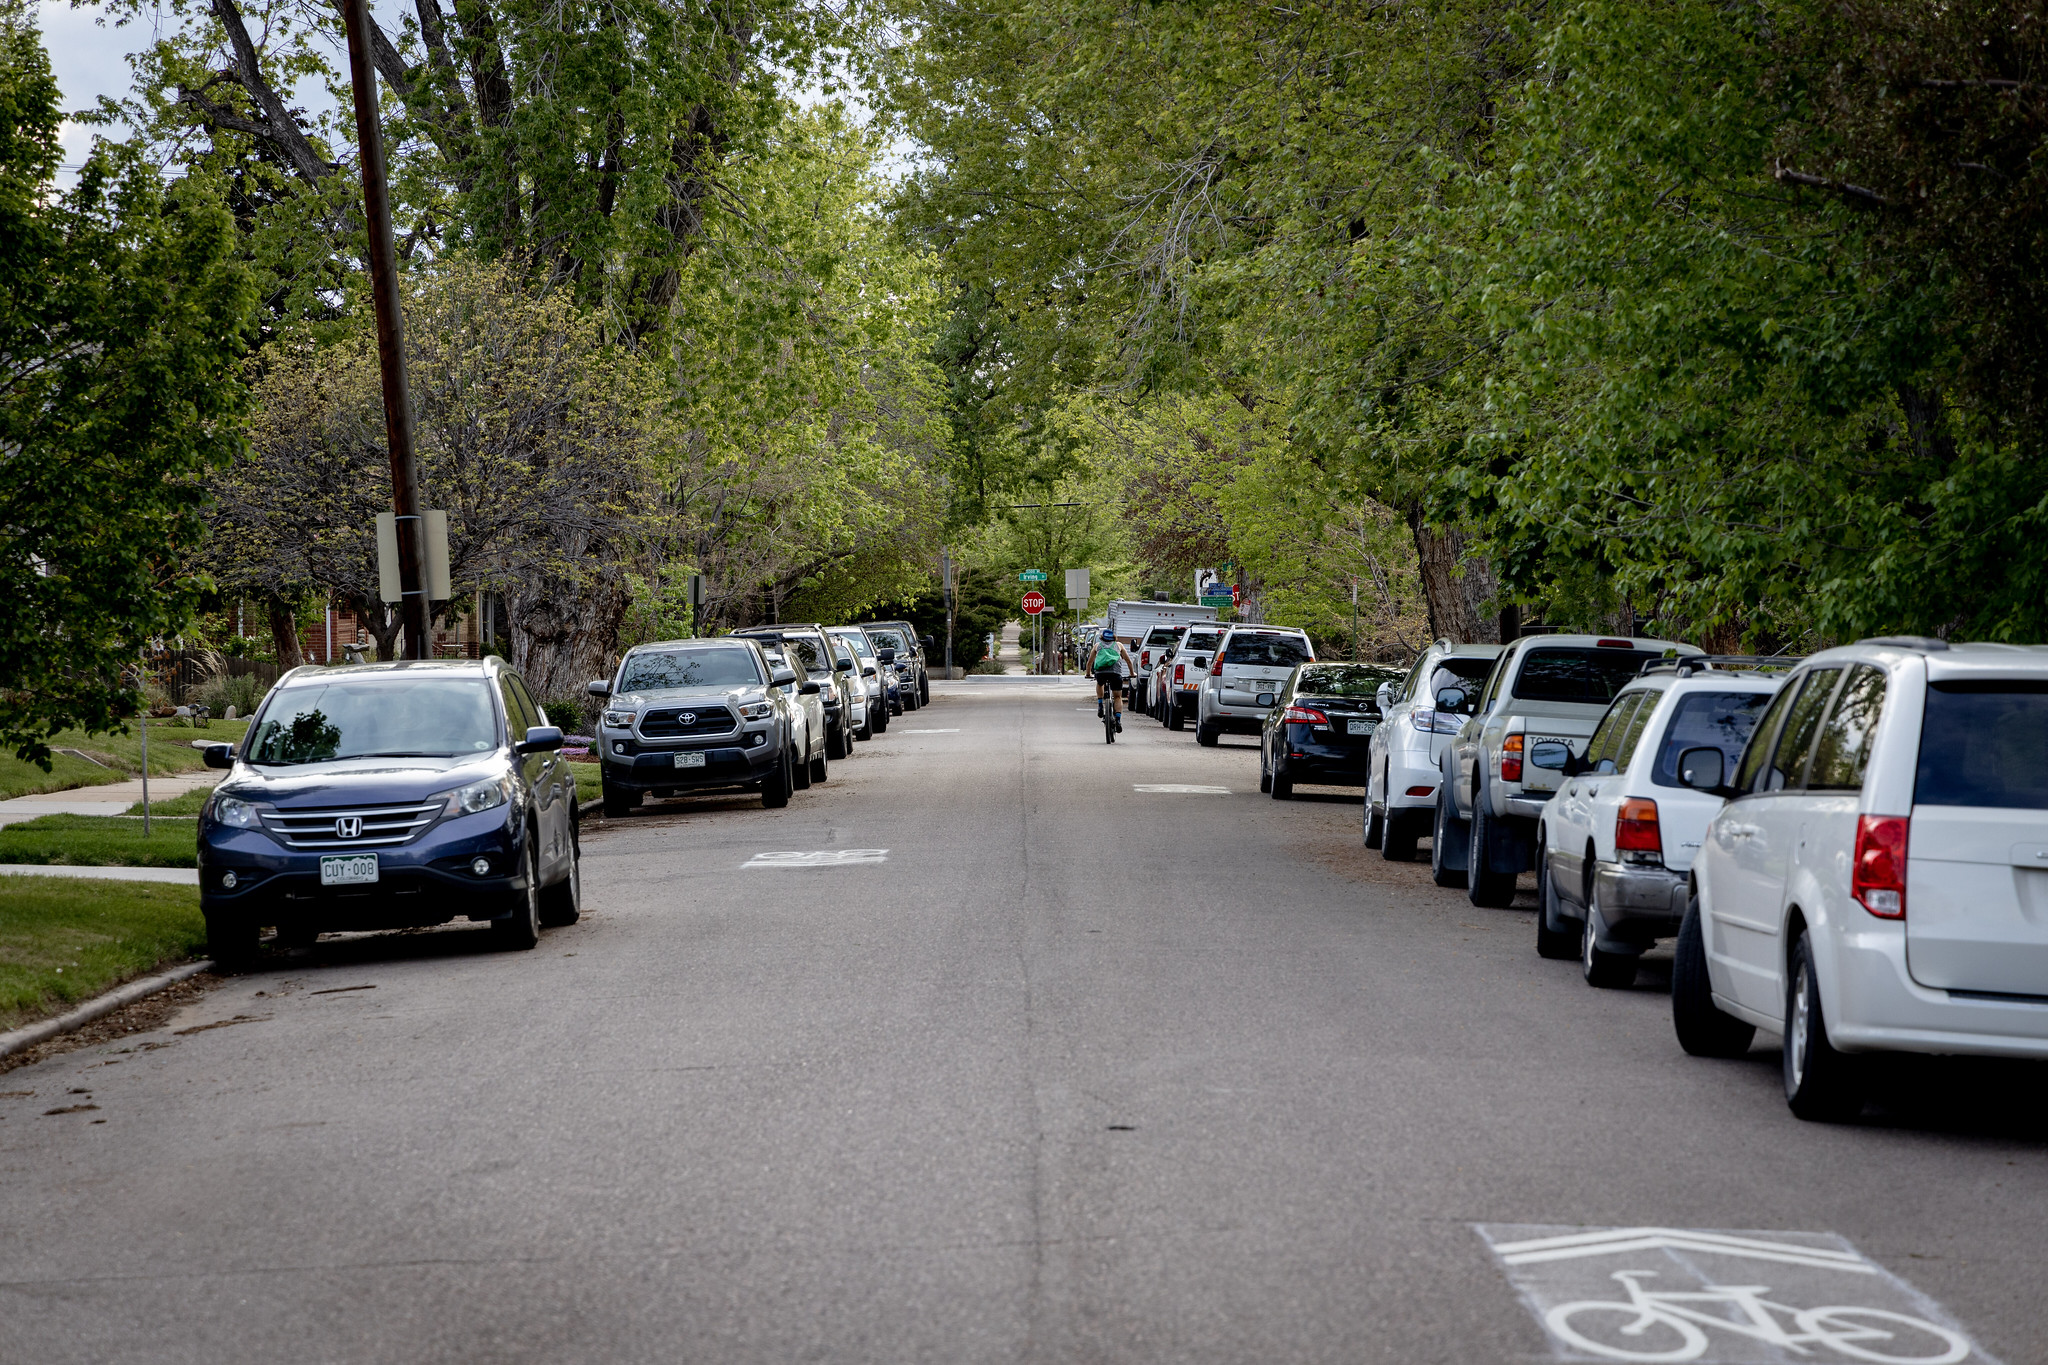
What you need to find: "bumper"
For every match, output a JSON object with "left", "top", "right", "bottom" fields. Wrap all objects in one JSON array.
[
  {"left": 1382, "top": 742, "right": 1441, "bottom": 810},
  {"left": 602, "top": 742, "right": 776, "bottom": 793},
  {"left": 1817, "top": 921, "right": 2048, "bottom": 1060},
  {"left": 1505, "top": 793, "right": 1554, "bottom": 820},
  {"left": 198, "top": 809, "right": 526, "bottom": 928},
  {"left": 1202, "top": 694, "right": 1269, "bottom": 733},
  {"left": 1590, "top": 861, "right": 1688, "bottom": 946},
  {"left": 1278, "top": 729, "right": 1369, "bottom": 784}
]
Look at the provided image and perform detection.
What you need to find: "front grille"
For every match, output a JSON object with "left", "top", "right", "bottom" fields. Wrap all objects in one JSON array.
[
  {"left": 639, "top": 705, "right": 738, "bottom": 739},
  {"left": 260, "top": 800, "right": 444, "bottom": 850}
]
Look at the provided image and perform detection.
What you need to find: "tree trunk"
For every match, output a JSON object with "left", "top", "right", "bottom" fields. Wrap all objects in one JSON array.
[
  {"left": 507, "top": 570, "right": 630, "bottom": 705},
  {"left": 352, "top": 596, "right": 403, "bottom": 661},
  {"left": 1407, "top": 511, "right": 1501, "bottom": 644},
  {"left": 265, "top": 596, "right": 306, "bottom": 668}
]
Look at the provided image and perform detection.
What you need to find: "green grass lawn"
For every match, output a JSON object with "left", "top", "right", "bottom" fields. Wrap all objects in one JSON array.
[
  {"left": 0, "top": 879, "right": 206, "bottom": 1030},
  {"left": 0, "top": 719, "right": 248, "bottom": 802},
  {"left": 0, "top": 815, "right": 199, "bottom": 868},
  {"left": 571, "top": 761, "right": 601, "bottom": 806}
]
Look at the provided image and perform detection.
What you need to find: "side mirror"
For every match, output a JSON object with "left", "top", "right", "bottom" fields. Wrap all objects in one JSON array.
[
  {"left": 586, "top": 679, "right": 611, "bottom": 698},
  {"left": 1256, "top": 692, "right": 1276, "bottom": 708},
  {"left": 1434, "top": 686, "right": 1468, "bottom": 714},
  {"left": 862, "top": 665, "right": 877, "bottom": 677},
  {"left": 799, "top": 681, "right": 822, "bottom": 695},
  {"left": 518, "top": 725, "right": 563, "bottom": 754},
  {"left": 1528, "top": 740, "right": 1572, "bottom": 772},
  {"left": 1679, "top": 746, "right": 1733, "bottom": 795},
  {"left": 202, "top": 743, "right": 235, "bottom": 770},
  {"left": 770, "top": 667, "right": 798, "bottom": 687},
  {"left": 877, "top": 647, "right": 897, "bottom": 664},
  {"left": 920, "top": 635, "right": 936, "bottom": 651},
  {"left": 1376, "top": 681, "right": 1397, "bottom": 711},
  {"left": 835, "top": 659, "right": 855, "bottom": 672}
]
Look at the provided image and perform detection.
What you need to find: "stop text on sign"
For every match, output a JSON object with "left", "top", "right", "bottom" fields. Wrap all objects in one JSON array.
[{"left": 1022, "top": 590, "right": 1046, "bottom": 615}]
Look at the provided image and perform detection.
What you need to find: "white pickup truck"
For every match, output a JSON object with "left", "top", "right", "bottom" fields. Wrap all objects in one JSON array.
[
  {"left": 1106, "top": 600, "right": 1219, "bottom": 713},
  {"left": 1434, "top": 634, "right": 1699, "bottom": 907}
]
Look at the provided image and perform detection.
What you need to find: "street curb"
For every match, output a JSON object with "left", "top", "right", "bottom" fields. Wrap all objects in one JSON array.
[
  {"left": 0, "top": 959, "right": 214, "bottom": 1061},
  {"left": 576, "top": 798, "right": 602, "bottom": 823}
]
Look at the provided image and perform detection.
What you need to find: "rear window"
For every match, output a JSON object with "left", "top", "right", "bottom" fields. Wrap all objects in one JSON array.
[
  {"left": 1807, "top": 665, "right": 1886, "bottom": 792},
  {"left": 1144, "top": 628, "right": 1182, "bottom": 647},
  {"left": 1223, "top": 634, "right": 1313, "bottom": 667},
  {"left": 1182, "top": 629, "right": 1225, "bottom": 652},
  {"left": 1297, "top": 665, "right": 1402, "bottom": 699},
  {"left": 1915, "top": 681, "right": 2048, "bottom": 810},
  {"left": 1651, "top": 690, "right": 1775, "bottom": 789},
  {"left": 1511, "top": 648, "right": 1656, "bottom": 704}
]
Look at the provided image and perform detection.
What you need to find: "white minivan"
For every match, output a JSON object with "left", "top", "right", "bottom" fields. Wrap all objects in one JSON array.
[{"left": 1673, "top": 637, "right": 2048, "bottom": 1121}]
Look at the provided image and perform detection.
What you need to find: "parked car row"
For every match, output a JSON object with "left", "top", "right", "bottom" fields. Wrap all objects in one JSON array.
[
  {"left": 191, "top": 621, "right": 939, "bottom": 969},
  {"left": 1337, "top": 631, "right": 2048, "bottom": 1122}
]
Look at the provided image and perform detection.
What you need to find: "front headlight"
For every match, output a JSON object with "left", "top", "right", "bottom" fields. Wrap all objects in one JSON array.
[
  {"left": 213, "top": 794, "right": 259, "bottom": 829},
  {"left": 823, "top": 684, "right": 839, "bottom": 703},
  {"left": 739, "top": 700, "right": 773, "bottom": 720},
  {"left": 446, "top": 774, "right": 513, "bottom": 816},
  {"left": 602, "top": 708, "right": 637, "bottom": 729}
]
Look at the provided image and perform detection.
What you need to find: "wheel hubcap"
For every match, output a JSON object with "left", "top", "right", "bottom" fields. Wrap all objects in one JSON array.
[{"left": 1790, "top": 965, "right": 1812, "bottom": 1088}]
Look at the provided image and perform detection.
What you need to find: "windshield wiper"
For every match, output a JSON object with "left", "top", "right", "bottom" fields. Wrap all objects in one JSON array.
[{"left": 344, "top": 751, "right": 459, "bottom": 759}]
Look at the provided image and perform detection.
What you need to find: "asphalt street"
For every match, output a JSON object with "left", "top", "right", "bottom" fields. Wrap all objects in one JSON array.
[{"left": 3, "top": 679, "right": 2044, "bottom": 1364}]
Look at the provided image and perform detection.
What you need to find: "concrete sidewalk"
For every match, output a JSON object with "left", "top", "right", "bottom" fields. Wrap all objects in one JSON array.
[
  {"left": 0, "top": 771, "right": 219, "bottom": 829},
  {"left": 0, "top": 864, "right": 198, "bottom": 884}
]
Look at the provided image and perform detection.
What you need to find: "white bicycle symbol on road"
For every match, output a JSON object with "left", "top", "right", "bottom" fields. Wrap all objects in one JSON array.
[{"left": 1546, "top": 1271, "right": 1972, "bottom": 1363}]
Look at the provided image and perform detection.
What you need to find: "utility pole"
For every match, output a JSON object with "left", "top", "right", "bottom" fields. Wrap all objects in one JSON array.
[
  {"left": 340, "top": 0, "right": 429, "bottom": 660},
  {"left": 940, "top": 551, "right": 955, "bottom": 678}
]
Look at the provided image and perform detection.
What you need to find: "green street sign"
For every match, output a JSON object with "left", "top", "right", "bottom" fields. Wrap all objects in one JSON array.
[{"left": 1019, "top": 569, "right": 1048, "bottom": 582}]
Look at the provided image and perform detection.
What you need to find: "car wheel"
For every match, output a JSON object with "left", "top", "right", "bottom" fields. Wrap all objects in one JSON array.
[
  {"left": 601, "top": 776, "right": 637, "bottom": 818},
  {"left": 1466, "top": 799, "right": 1518, "bottom": 908},
  {"left": 919, "top": 677, "right": 930, "bottom": 705},
  {"left": 1381, "top": 808, "right": 1420, "bottom": 862},
  {"left": 1430, "top": 792, "right": 1467, "bottom": 889},
  {"left": 1196, "top": 719, "right": 1220, "bottom": 747},
  {"left": 827, "top": 724, "right": 848, "bottom": 760},
  {"left": 809, "top": 746, "right": 829, "bottom": 784},
  {"left": 204, "top": 910, "right": 258, "bottom": 971},
  {"left": 1364, "top": 802, "right": 1384, "bottom": 849},
  {"left": 539, "top": 837, "right": 581, "bottom": 927},
  {"left": 1270, "top": 753, "right": 1294, "bottom": 800},
  {"left": 1580, "top": 886, "right": 1639, "bottom": 988},
  {"left": 762, "top": 747, "right": 793, "bottom": 809},
  {"left": 1259, "top": 746, "right": 1273, "bottom": 793},
  {"left": 1168, "top": 700, "right": 1185, "bottom": 732},
  {"left": 873, "top": 703, "right": 888, "bottom": 734},
  {"left": 1534, "top": 848, "right": 1577, "bottom": 960},
  {"left": 1784, "top": 933, "right": 1864, "bottom": 1121},
  {"left": 1672, "top": 892, "right": 1754, "bottom": 1056},
  {"left": 792, "top": 745, "right": 813, "bottom": 790},
  {"left": 493, "top": 838, "right": 542, "bottom": 951}
]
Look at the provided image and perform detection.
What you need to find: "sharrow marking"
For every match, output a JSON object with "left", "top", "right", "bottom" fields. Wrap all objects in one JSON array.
[
  {"left": 743, "top": 849, "right": 889, "bottom": 869},
  {"left": 1475, "top": 1224, "right": 1994, "bottom": 1363},
  {"left": 1133, "top": 785, "right": 1232, "bottom": 795},
  {"left": 903, "top": 729, "right": 960, "bottom": 733}
]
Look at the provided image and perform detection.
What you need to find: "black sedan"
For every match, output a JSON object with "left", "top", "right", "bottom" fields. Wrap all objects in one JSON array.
[
  {"left": 197, "top": 658, "right": 582, "bottom": 967},
  {"left": 1260, "top": 663, "right": 1407, "bottom": 799}
]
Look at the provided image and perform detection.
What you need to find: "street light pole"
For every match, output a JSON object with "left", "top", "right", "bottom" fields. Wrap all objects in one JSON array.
[{"left": 339, "top": 0, "right": 430, "bottom": 661}]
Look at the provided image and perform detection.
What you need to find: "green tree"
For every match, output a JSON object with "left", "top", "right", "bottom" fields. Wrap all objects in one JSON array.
[{"left": 0, "top": 8, "right": 254, "bottom": 767}]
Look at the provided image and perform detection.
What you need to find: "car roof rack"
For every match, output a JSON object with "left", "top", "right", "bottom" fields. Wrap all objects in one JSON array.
[{"left": 1637, "top": 653, "right": 1805, "bottom": 678}]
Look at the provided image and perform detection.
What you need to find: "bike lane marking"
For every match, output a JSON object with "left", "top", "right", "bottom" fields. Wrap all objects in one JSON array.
[
  {"left": 1132, "top": 785, "right": 1232, "bottom": 795},
  {"left": 742, "top": 849, "right": 889, "bottom": 868},
  {"left": 1473, "top": 1224, "right": 1997, "bottom": 1364}
]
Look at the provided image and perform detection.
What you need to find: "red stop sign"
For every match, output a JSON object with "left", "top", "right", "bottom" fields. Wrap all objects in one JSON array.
[{"left": 1021, "top": 589, "right": 1046, "bottom": 615}]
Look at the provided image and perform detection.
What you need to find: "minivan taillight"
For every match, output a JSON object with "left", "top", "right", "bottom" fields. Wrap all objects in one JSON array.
[
  {"left": 1615, "top": 798, "right": 1661, "bottom": 861},
  {"left": 1852, "top": 815, "right": 1909, "bottom": 918},
  {"left": 1500, "top": 733, "right": 1525, "bottom": 783}
]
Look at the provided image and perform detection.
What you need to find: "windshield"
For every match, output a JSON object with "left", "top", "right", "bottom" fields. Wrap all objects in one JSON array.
[
  {"left": 1916, "top": 682, "right": 2048, "bottom": 810},
  {"left": 247, "top": 677, "right": 498, "bottom": 764},
  {"left": 868, "top": 629, "right": 907, "bottom": 651},
  {"left": 1223, "top": 634, "right": 1313, "bottom": 667},
  {"left": 837, "top": 630, "right": 875, "bottom": 658},
  {"left": 1512, "top": 648, "right": 1654, "bottom": 704},
  {"left": 619, "top": 648, "right": 762, "bottom": 691},
  {"left": 1297, "top": 666, "right": 1402, "bottom": 698},
  {"left": 788, "top": 636, "right": 830, "bottom": 674}
]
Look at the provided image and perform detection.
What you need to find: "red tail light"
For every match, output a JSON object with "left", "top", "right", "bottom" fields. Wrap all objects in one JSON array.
[
  {"left": 1210, "top": 654, "right": 1225, "bottom": 676},
  {"left": 1500, "top": 733, "right": 1525, "bottom": 783},
  {"left": 1282, "top": 705, "right": 1328, "bottom": 725},
  {"left": 1141, "top": 650, "right": 1151, "bottom": 667},
  {"left": 1615, "top": 797, "right": 1661, "bottom": 855},
  {"left": 1852, "top": 815, "right": 1909, "bottom": 918},
  {"left": 1174, "top": 664, "right": 1185, "bottom": 685}
]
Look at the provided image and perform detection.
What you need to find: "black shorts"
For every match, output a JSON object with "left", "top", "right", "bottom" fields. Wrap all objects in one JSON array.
[{"left": 1094, "top": 668, "right": 1124, "bottom": 689}]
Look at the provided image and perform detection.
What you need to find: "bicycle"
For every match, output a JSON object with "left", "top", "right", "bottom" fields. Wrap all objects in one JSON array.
[{"left": 1544, "top": 1271, "right": 1971, "bottom": 1363}]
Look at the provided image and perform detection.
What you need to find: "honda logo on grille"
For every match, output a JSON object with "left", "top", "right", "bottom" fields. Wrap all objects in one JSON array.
[
  {"left": 679, "top": 712, "right": 698, "bottom": 725},
  {"left": 334, "top": 816, "right": 363, "bottom": 839}
]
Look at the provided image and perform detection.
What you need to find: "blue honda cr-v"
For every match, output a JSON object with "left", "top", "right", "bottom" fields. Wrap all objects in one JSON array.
[{"left": 196, "top": 658, "right": 581, "bottom": 967}]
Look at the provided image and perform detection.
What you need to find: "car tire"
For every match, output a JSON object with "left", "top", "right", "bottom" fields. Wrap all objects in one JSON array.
[
  {"left": 919, "top": 676, "right": 930, "bottom": 706},
  {"left": 1364, "top": 802, "right": 1384, "bottom": 849},
  {"left": 873, "top": 703, "right": 889, "bottom": 734},
  {"left": 1270, "top": 754, "right": 1294, "bottom": 800},
  {"left": 1672, "top": 893, "right": 1754, "bottom": 1057},
  {"left": 1259, "top": 748, "right": 1273, "bottom": 793},
  {"left": 1196, "top": 719, "right": 1220, "bottom": 747},
  {"left": 1381, "top": 808, "right": 1420, "bottom": 862},
  {"left": 1580, "top": 887, "right": 1639, "bottom": 988},
  {"left": 792, "top": 743, "right": 813, "bottom": 789},
  {"left": 1534, "top": 849, "right": 1578, "bottom": 960},
  {"left": 762, "top": 747, "right": 794, "bottom": 809},
  {"left": 539, "top": 838, "right": 581, "bottom": 927},
  {"left": 204, "top": 910, "right": 258, "bottom": 972},
  {"left": 809, "top": 747, "right": 829, "bottom": 784},
  {"left": 1168, "top": 700, "right": 1186, "bottom": 732},
  {"left": 827, "top": 724, "right": 849, "bottom": 760},
  {"left": 601, "top": 776, "right": 637, "bottom": 819},
  {"left": 492, "top": 838, "right": 542, "bottom": 951},
  {"left": 1430, "top": 793, "right": 1467, "bottom": 889},
  {"left": 1784, "top": 933, "right": 1864, "bottom": 1122},
  {"left": 1466, "top": 799, "right": 1518, "bottom": 908}
]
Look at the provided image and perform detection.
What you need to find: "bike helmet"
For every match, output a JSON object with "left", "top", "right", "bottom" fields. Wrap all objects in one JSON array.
[{"left": 1100, "top": 629, "right": 1116, "bottom": 643}]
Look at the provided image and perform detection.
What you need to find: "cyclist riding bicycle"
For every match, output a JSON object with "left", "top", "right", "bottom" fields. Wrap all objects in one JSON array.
[{"left": 1090, "top": 628, "right": 1136, "bottom": 732}]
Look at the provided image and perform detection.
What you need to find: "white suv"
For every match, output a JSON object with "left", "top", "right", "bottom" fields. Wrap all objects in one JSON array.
[
  {"left": 1531, "top": 660, "right": 1789, "bottom": 987},
  {"left": 1365, "top": 640, "right": 1504, "bottom": 861},
  {"left": 1195, "top": 626, "right": 1316, "bottom": 746},
  {"left": 1438, "top": 634, "right": 1700, "bottom": 907},
  {"left": 1674, "top": 637, "right": 2048, "bottom": 1121},
  {"left": 1158, "top": 622, "right": 1229, "bottom": 731}
]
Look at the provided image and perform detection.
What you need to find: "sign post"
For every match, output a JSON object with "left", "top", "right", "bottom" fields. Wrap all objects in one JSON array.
[{"left": 1022, "top": 590, "right": 1047, "bottom": 674}]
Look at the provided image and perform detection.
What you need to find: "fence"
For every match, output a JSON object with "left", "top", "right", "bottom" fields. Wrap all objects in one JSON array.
[{"left": 148, "top": 651, "right": 285, "bottom": 706}]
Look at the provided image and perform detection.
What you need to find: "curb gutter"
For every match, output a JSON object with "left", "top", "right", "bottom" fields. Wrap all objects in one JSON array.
[{"left": 0, "top": 959, "right": 214, "bottom": 1061}]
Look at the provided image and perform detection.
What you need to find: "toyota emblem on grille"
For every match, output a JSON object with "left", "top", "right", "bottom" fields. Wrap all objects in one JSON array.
[
  {"left": 679, "top": 711, "right": 697, "bottom": 725},
  {"left": 335, "top": 816, "right": 363, "bottom": 839}
]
